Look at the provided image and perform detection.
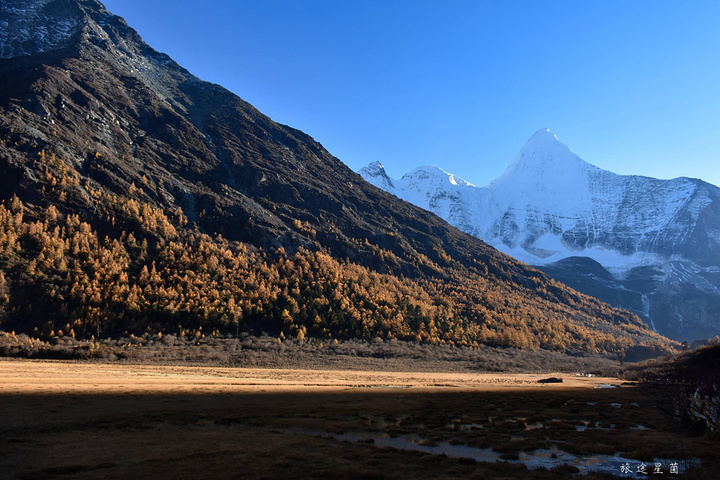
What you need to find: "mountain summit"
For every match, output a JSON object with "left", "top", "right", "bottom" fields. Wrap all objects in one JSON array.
[
  {"left": 360, "top": 130, "right": 720, "bottom": 341},
  {"left": 498, "top": 128, "right": 594, "bottom": 179},
  {"left": 509, "top": 128, "right": 570, "bottom": 166}
]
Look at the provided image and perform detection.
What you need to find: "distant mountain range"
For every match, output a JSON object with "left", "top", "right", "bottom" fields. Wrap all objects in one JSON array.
[{"left": 360, "top": 129, "right": 720, "bottom": 342}]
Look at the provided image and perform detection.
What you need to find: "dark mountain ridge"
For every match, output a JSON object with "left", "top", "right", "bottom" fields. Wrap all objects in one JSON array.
[{"left": 0, "top": 0, "right": 673, "bottom": 355}]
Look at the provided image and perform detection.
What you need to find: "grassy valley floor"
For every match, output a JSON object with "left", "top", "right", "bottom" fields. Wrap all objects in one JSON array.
[{"left": 0, "top": 359, "right": 717, "bottom": 479}]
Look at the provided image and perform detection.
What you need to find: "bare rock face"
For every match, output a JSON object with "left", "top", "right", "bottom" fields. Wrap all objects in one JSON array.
[{"left": 1, "top": 0, "right": 86, "bottom": 59}]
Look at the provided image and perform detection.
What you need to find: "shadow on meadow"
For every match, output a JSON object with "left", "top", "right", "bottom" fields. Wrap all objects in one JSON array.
[{"left": 2, "top": 384, "right": 716, "bottom": 479}]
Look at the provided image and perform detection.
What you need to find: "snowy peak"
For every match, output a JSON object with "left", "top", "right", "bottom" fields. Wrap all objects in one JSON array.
[
  {"left": 358, "top": 161, "right": 396, "bottom": 191},
  {"left": 516, "top": 128, "right": 571, "bottom": 166},
  {"left": 363, "top": 160, "right": 386, "bottom": 175},
  {"left": 526, "top": 127, "right": 563, "bottom": 148},
  {"left": 402, "top": 166, "right": 474, "bottom": 188},
  {"left": 358, "top": 128, "right": 720, "bottom": 267},
  {"left": 498, "top": 128, "right": 597, "bottom": 182},
  {"left": 358, "top": 162, "right": 475, "bottom": 199}
]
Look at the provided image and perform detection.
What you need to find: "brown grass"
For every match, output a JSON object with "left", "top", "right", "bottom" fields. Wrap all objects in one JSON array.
[
  {"left": 1, "top": 359, "right": 717, "bottom": 479},
  {"left": 0, "top": 331, "right": 622, "bottom": 374}
]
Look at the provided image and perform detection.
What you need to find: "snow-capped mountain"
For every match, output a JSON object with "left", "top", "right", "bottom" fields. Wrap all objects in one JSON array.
[{"left": 359, "top": 129, "right": 720, "bottom": 341}]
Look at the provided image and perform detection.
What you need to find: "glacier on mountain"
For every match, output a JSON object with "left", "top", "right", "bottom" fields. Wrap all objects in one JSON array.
[{"left": 359, "top": 128, "right": 720, "bottom": 341}]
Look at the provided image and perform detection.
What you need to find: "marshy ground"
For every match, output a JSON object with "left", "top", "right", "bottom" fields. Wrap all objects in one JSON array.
[{"left": 0, "top": 359, "right": 717, "bottom": 479}]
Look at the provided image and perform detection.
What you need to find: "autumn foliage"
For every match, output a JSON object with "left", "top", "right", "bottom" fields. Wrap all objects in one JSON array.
[{"left": 0, "top": 191, "right": 671, "bottom": 356}]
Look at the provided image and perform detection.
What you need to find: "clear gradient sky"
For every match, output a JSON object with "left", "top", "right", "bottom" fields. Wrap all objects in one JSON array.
[{"left": 102, "top": 0, "right": 720, "bottom": 187}]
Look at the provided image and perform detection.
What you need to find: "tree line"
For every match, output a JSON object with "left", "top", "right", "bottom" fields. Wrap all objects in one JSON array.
[{"left": 0, "top": 189, "right": 671, "bottom": 357}]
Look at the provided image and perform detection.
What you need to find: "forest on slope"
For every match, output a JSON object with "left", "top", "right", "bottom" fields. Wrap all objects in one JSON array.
[{"left": 0, "top": 186, "right": 670, "bottom": 356}]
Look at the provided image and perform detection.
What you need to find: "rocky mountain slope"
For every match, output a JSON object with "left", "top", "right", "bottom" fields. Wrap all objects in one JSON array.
[
  {"left": 0, "top": 0, "right": 671, "bottom": 355},
  {"left": 360, "top": 129, "right": 720, "bottom": 341}
]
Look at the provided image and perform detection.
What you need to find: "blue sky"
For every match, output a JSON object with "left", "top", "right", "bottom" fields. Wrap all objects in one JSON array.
[{"left": 103, "top": 0, "right": 720, "bottom": 187}]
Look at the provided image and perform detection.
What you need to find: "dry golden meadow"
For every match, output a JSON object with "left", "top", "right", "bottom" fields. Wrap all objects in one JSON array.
[{"left": 1, "top": 359, "right": 717, "bottom": 479}]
